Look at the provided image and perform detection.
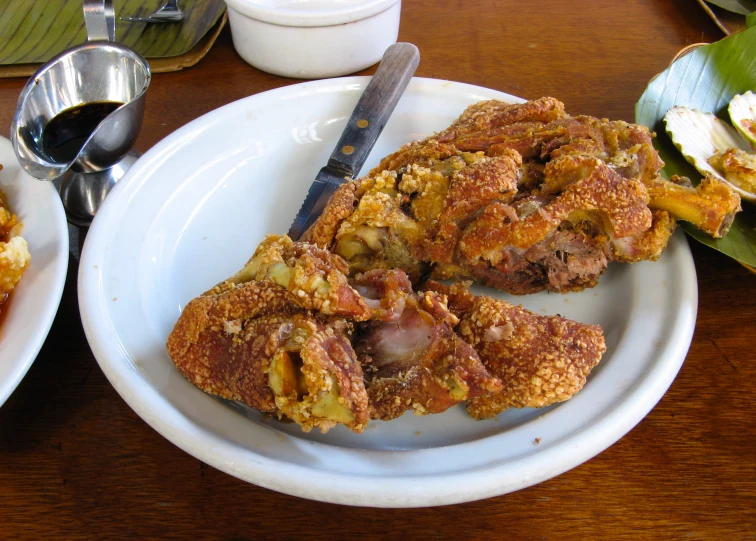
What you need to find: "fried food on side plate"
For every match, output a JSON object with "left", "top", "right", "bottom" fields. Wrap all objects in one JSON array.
[
  {"left": 167, "top": 236, "right": 607, "bottom": 432},
  {"left": 303, "top": 98, "right": 741, "bottom": 295},
  {"left": 0, "top": 187, "right": 30, "bottom": 303}
]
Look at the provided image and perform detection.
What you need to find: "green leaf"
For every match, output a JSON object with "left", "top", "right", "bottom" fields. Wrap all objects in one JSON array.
[
  {"left": 0, "top": 0, "right": 225, "bottom": 64},
  {"left": 705, "top": 0, "right": 756, "bottom": 15},
  {"left": 635, "top": 27, "right": 756, "bottom": 268},
  {"left": 747, "top": 11, "right": 756, "bottom": 26}
]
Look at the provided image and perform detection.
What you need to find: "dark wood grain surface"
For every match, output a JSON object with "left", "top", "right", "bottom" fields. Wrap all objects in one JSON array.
[{"left": 0, "top": 1, "right": 754, "bottom": 539}]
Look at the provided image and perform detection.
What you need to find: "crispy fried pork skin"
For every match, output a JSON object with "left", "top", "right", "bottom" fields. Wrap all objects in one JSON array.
[
  {"left": 303, "top": 97, "right": 741, "bottom": 295},
  {"left": 304, "top": 151, "right": 655, "bottom": 294},
  {"left": 167, "top": 236, "right": 372, "bottom": 434},
  {"left": 229, "top": 234, "right": 371, "bottom": 319},
  {"left": 352, "top": 270, "right": 502, "bottom": 421},
  {"left": 167, "top": 237, "right": 502, "bottom": 431},
  {"left": 424, "top": 281, "right": 606, "bottom": 418},
  {"left": 168, "top": 235, "right": 607, "bottom": 432}
]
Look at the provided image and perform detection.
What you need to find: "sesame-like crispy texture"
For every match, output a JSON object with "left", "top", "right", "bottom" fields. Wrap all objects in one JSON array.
[
  {"left": 301, "top": 182, "right": 359, "bottom": 247},
  {"left": 168, "top": 310, "right": 369, "bottom": 433},
  {"left": 167, "top": 307, "right": 284, "bottom": 412},
  {"left": 231, "top": 235, "right": 371, "bottom": 320},
  {"left": 269, "top": 316, "right": 370, "bottom": 433},
  {"left": 458, "top": 157, "right": 651, "bottom": 262},
  {"left": 437, "top": 97, "right": 567, "bottom": 141},
  {"left": 369, "top": 98, "right": 565, "bottom": 177},
  {"left": 424, "top": 152, "right": 522, "bottom": 263},
  {"left": 304, "top": 98, "right": 743, "bottom": 297},
  {"left": 168, "top": 234, "right": 607, "bottom": 429},
  {"left": 369, "top": 97, "right": 739, "bottom": 239},
  {"left": 612, "top": 210, "right": 677, "bottom": 263},
  {"left": 425, "top": 281, "right": 606, "bottom": 418},
  {"left": 167, "top": 236, "right": 373, "bottom": 433}
]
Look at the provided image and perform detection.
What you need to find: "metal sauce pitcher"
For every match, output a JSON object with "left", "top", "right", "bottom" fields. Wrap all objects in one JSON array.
[{"left": 11, "top": 0, "right": 151, "bottom": 226}]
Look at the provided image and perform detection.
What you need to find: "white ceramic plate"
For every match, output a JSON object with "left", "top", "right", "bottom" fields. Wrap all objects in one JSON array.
[
  {"left": 0, "top": 136, "right": 68, "bottom": 406},
  {"left": 78, "top": 77, "right": 697, "bottom": 507}
]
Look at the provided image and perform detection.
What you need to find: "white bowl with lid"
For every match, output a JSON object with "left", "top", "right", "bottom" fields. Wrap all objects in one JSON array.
[{"left": 223, "top": 0, "right": 402, "bottom": 79}]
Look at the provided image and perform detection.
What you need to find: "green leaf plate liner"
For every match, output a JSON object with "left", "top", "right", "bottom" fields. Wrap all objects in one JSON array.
[
  {"left": 0, "top": 0, "right": 225, "bottom": 64},
  {"left": 635, "top": 27, "right": 756, "bottom": 268}
]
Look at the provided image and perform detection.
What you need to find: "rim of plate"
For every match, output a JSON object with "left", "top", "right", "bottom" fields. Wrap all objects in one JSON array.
[
  {"left": 0, "top": 136, "right": 69, "bottom": 407},
  {"left": 78, "top": 77, "right": 698, "bottom": 507}
]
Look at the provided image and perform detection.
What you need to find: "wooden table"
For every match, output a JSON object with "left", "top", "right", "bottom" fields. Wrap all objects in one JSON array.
[{"left": 1, "top": 1, "right": 754, "bottom": 538}]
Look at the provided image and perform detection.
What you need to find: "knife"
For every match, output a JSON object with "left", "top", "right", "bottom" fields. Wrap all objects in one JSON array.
[{"left": 288, "top": 43, "right": 420, "bottom": 240}]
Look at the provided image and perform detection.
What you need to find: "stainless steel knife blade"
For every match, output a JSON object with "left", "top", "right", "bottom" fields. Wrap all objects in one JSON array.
[
  {"left": 288, "top": 167, "right": 349, "bottom": 240},
  {"left": 288, "top": 42, "right": 420, "bottom": 240}
]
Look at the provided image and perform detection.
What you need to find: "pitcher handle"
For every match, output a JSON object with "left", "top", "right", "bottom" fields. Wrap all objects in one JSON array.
[{"left": 84, "top": 0, "right": 115, "bottom": 42}]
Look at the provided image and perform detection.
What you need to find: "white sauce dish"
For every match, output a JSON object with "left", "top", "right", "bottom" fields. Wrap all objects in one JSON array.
[{"left": 224, "top": 0, "right": 402, "bottom": 78}]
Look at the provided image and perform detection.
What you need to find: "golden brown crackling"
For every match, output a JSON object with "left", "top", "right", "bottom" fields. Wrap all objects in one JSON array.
[
  {"left": 301, "top": 182, "right": 359, "bottom": 248},
  {"left": 329, "top": 172, "right": 425, "bottom": 279},
  {"left": 204, "top": 281, "right": 298, "bottom": 333},
  {"left": 305, "top": 98, "right": 724, "bottom": 296},
  {"left": 369, "top": 139, "right": 460, "bottom": 178},
  {"left": 438, "top": 97, "right": 566, "bottom": 141},
  {"left": 438, "top": 152, "right": 522, "bottom": 224},
  {"left": 272, "top": 316, "right": 370, "bottom": 433},
  {"left": 233, "top": 235, "right": 372, "bottom": 320},
  {"left": 167, "top": 291, "right": 370, "bottom": 433},
  {"left": 598, "top": 120, "right": 663, "bottom": 181},
  {"left": 612, "top": 210, "right": 677, "bottom": 263},
  {"left": 167, "top": 311, "right": 289, "bottom": 412},
  {"left": 459, "top": 157, "right": 651, "bottom": 265},
  {"left": 422, "top": 281, "right": 605, "bottom": 418},
  {"left": 422, "top": 152, "right": 522, "bottom": 263},
  {"left": 167, "top": 235, "right": 375, "bottom": 433}
]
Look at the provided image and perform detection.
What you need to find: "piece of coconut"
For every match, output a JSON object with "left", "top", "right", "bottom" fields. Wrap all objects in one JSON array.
[
  {"left": 728, "top": 91, "right": 756, "bottom": 147},
  {"left": 664, "top": 106, "right": 755, "bottom": 202}
]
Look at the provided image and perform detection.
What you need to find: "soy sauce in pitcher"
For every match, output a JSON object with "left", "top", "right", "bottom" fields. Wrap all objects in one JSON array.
[{"left": 42, "top": 101, "right": 123, "bottom": 163}]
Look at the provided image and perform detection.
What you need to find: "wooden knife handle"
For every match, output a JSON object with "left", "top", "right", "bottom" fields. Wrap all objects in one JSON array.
[{"left": 326, "top": 43, "right": 420, "bottom": 178}]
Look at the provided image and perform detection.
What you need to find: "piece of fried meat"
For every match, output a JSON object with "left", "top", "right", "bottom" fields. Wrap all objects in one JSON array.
[
  {"left": 167, "top": 236, "right": 504, "bottom": 432},
  {"left": 167, "top": 236, "right": 607, "bottom": 432},
  {"left": 302, "top": 98, "right": 740, "bottom": 295}
]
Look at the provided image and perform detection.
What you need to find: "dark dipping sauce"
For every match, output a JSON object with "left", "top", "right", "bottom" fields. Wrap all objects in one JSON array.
[{"left": 42, "top": 101, "right": 123, "bottom": 163}]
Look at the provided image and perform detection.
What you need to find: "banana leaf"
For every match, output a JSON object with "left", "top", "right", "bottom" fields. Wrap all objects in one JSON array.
[
  {"left": 0, "top": 0, "right": 225, "bottom": 64},
  {"left": 705, "top": 0, "right": 756, "bottom": 15},
  {"left": 697, "top": 0, "right": 749, "bottom": 34},
  {"left": 635, "top": 27, "right": 756, "bottom": 268}
]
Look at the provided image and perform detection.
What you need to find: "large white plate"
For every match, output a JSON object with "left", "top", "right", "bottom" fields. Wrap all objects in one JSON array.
[
  {"left": 78, "top": 77, "right": 697, "bottom": 507},
  {"left": 0, "top": 136, "right": 68, "bottom": 406}
]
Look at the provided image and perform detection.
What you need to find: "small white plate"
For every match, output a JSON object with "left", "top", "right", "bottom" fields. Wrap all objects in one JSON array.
[
  {"left": 78, "top": 77, "right": 697, "bottom": 507},
  {"left": 0, "top": 136, "right": 68, "bottom": 406}
]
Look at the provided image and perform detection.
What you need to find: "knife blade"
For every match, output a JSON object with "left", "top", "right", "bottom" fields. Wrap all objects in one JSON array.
[{"left": 288, "top": 42, "right": 420, "bottom": 240}]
